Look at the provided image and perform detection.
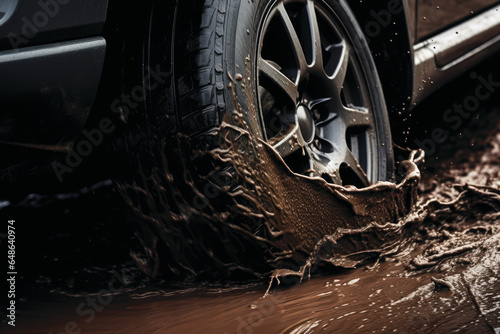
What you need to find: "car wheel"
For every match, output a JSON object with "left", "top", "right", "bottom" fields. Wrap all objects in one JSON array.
[
  {"left": 146, "top": 0, "right": 394, "bottom": 187},
  {"left": 121, "top": 0, "right": 395, "bottom": 278},
  {"left": 255, "top": 0, "right": 394, "bottom": 185}
]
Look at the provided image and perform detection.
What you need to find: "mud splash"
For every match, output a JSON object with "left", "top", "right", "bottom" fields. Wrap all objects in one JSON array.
[
  {"left": 116, "top": 90, "right": 500, "bottom": 320},
  {"left": 117, "top": 102, "right": 423, "bottom": 284},
  {"left": 3, "top": 72, "right": 499, "bottom": 334},
  {"left": 213, "top": 122, "right": 424, "bottom": 283},
  {"left": 87, "top": 112, "right": 500, "bottom": 333}
]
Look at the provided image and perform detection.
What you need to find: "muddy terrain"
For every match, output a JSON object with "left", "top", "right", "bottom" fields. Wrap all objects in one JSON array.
[{"left": 1, "top": 58, "right": 499, "bottom": 333}]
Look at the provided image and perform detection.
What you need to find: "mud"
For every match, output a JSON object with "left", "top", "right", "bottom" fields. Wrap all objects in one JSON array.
[
  {"left": 1, "top": 70, "right": 500, "bottom": 333},
  {"left": 112, "top": 83, "right": 423, "bottom": 283}
]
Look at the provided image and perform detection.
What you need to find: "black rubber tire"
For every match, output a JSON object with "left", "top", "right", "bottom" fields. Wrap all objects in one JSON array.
[{"left": 145, "top": 0, "right": 394, "bottom": 185}]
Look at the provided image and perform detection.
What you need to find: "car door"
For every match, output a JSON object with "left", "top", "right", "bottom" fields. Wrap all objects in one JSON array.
[{"left": 417, "top": 0, "right": 500, "bottom": 41}]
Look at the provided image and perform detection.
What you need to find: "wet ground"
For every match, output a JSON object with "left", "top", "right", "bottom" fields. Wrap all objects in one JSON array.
[{"left": 1, "top": 60, "right": 500, "bottom": 333}]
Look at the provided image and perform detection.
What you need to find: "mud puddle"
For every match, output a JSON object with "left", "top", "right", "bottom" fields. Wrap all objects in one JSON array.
[
  {"left": 4, "top": 106, "right": 497, "bottom": 334},
  {"left": 9, "top": 255, "right": 498, "bottom": 334}
]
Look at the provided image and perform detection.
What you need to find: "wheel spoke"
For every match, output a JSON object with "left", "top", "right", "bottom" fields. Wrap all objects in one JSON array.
[
  {"left": 317, "top": 113, "right": 338, "bottom": 127},
  {"left": 276, "top": 3, "right": 308, "bottom": 74},
  {"left": 344, "top": 149, "right": 371, "bottom": 187},
  {"left": 317, "top": 112, "right": 345, "bottom": 147},
  {"left": 309, "top": 97, "right": 332, "bottom": 109},
  {"left": 327, "top": 42, "right": 349, "bottom": 92},
  {"left": 269, "top": 124, "right": 305, "bottom": 158},
  {"left": 259, "top": 57, "right": 299, "bottom": 105},
  {"left": 343, "top": 105, "right": 373, "bottom": 129},
  {"left": 310, "top": 158, "right": 342, "bottom": 184},
  {"left": 306, "top": 0, "right": 323, "bottom": 69}
]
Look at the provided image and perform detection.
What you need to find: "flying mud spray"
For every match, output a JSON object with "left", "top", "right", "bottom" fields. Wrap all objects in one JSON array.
[{"left": 115, "top": 75, "right": 500, "bottom": 331}]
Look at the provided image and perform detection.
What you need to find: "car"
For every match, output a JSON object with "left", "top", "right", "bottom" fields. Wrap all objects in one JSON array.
[{"left": 1, "top": 0, "right": 500, "bottom": 190}]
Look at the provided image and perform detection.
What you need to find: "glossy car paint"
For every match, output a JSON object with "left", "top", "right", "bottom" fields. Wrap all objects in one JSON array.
[
  {"left": 0, "top": 0, "right": 109, "bottom": 154},
  {"left": 0, "top": 0, "right": 109, "bottom": 50},
  {"left": 417, "top": 0, "right": 499, "bottom": 41}
]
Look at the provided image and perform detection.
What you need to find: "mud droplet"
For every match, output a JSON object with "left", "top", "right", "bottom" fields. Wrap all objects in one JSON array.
[{"left": 348, "top": 278, "right": 360, "bottom": 286}]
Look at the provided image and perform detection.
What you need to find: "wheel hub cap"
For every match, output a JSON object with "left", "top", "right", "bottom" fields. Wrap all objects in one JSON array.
[{"left": 297, "top": 105, "right": 315, "bottom": 144}]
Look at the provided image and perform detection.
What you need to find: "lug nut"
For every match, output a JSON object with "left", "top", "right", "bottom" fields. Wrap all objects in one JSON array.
[
  {"left": 313, "top": 109, "right": 321, "bottom": 120},
  {"left": 314, "top": 139, "right": 321, "bottom": 150}
]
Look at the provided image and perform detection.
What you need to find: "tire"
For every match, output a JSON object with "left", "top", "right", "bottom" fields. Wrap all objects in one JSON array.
[
  {"left": 124, "top": 0, "right": 395, "bottom": 278},
  {"left": 146, "top": 0, "right": 394, "bottom": 187}
]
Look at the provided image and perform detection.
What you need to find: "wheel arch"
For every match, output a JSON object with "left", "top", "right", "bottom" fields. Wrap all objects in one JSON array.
[{"left": 346, "top": 0, "right": 414, "bottom": 118}]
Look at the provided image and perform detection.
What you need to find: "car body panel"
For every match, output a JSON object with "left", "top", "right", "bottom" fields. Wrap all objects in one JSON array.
[
  {"left": 416, "top": 0, "right": 500, "bottom": 41},
  {"left": 0, "top": 37, "right": 106, "bottom": 151},
  {"left": 0, "top": 0, "right": 109, "bottom": 155},
  {"left": 0, "top": 0, "right": 109, "bottom": 51},
  {"left": 413, "top": 4, "right": 500, "bottom": 105}
]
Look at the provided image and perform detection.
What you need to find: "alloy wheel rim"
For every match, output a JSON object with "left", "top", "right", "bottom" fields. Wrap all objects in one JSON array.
[{"left": 256, "top": 0, "right": 379, "bottom": 187}]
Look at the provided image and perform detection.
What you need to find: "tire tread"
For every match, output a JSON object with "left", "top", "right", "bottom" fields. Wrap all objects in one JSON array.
[{"left": 177, "top": 0, "right": 227, "bottom": 135}]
